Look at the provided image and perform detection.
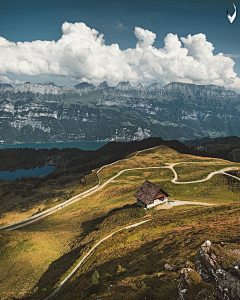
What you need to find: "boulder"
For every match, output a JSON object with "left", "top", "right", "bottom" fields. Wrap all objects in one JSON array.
[
  {"left": 164, "top": 263, "right": 174, "bottom": 271},
  {"left": 178, "top": 268, "right": 215, "bottom": 300},
  {"left": 179, "top": 240, "right": 240, "bottom": 300},
  {"left": 195, "top": 240, "right": 220, "bottom": 283}
]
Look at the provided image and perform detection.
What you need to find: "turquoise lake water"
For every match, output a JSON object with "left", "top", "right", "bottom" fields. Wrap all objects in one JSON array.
[
  {"left": 0, "top": 165, "right": 55, "bottom": 181},
  {"left": 0, "top": 141, "right": 108, "bottom": 180},
  {"left": 0, "top": 141, "right": 108, "bottom": 150}
]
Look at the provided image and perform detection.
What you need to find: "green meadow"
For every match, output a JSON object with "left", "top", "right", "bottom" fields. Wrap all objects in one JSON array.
[{"left": 0, "top": 145, "right": 239, "bottom": 300}]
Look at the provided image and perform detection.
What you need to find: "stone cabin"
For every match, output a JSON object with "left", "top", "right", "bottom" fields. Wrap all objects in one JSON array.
[{"left": 134, "top": 180, "right": 169, "bottom": 209}]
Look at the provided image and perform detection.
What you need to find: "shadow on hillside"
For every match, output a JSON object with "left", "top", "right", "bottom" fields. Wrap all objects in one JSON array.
[
  {"left": 16, "top": 203, "right": 140, "bottom": 300},
  {"left": 46, "top": 235, "right": 180, "bottom": 300},
  {"left": 16, "top": 203, "right": 236, "bottom": 300},
  {"left": 81, "top": 203, "right": 139, "bottom": 234},
  {"left": 49, "top": 222, "right": 226, "bottom": 300},
  {"left": 17, "top": 242, "right": 89, "bottom": 300},
  {"left": 18, "top": 236, "right": 167, "bottom": 300}
]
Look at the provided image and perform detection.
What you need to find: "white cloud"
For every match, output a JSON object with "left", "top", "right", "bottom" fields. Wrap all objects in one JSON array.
[
  {"left": 134, "top": 26, "right": 156, "bottom": 50},
  {"left": 116, "top": 22, "right": 128, "bottom": 30},
  {"left": 0, "top": 75, "right": 24, "bottom": 85},
  {"left": 224, "top": 54, "right": 240, "bottom": 59},
  {"left": 0, "top": 21, "right": 240, "bottom": 90}
]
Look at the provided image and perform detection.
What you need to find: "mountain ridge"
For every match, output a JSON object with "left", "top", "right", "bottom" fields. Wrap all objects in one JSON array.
[
  {"left": 0, "top": 81, "right": 238, "bottom": 95},
  {"left": 0, "top": 81, "right": 240, "bottom": 144}
]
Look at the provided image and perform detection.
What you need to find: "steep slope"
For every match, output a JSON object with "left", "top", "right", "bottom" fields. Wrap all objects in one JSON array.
[
  {"left": 0, "top": 146, "right": 239, "bottom": 300},
  {"left": 0, "top": 82, "right": 240, "bottom": 143}
]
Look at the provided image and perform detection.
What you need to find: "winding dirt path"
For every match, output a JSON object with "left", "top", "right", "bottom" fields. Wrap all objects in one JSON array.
[
  {"left": 2, "top": 148, "right": 239, "bottom": 299},
  {"left": 42, "top": 196, "right": 216, "bottom": 300},
  {"left": 43, "top": 219, "right": 151, "bottom": 300},
  {"left": 155, "top": 200, "right": 215, "bottom": 210},
  {"left": 1, "top": 147, "right": 239, "bottom": 231},
  {"left": 170, "top": 163, "right": 240, "bottom": 184}
]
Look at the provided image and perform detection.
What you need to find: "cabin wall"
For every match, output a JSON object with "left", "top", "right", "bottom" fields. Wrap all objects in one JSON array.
[
  {"left": 146, "top": 198, "right": 168, "bottom": 209},
  {"left": 137, "top": 198, "right": 168, "bottom": 209},
  {"left": 137, "top": 199, "right": 146, "bottom": 208}
]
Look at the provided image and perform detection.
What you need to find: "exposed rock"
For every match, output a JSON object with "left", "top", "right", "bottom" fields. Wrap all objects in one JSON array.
[
  {"left": 227, "top": 262, "right": 240, "bottom": 279},
  {"left": 147, "top": 83, "right": 162, "bottom": 91},
  {"left": 133, "top": 127, "right": 151, "bottom": 141},
  {"left": 195, "top": 240, "right": 220, "bottom": 283},
  {"left": 164, "top": 82, "right": 237, "bottom": 97},
  {"left": 135, "top": 83, "right": 144, "bottom": 91},
  {"left": 14, "top": 82, "right": 63, "bottom": 95},
  {"left": 164, "top": 263, "right": 174, "bottom": 271},
  {"left": 75, "top": 82, "right": 95, "bottom": 90},
  {"left": 179, "top": 240, "right": 240, "bottom": 300},
  {"left": 115, "top": 81, "right": 134, "bottom": 91},
  {"left": 179, "top": 268, "right": 197, "bottom": 300},
  {"left": 178, "top": 268, "right": 214, "bottom": 300},
  {"left": 215, "top": 268, "right": 240, "bottom": 300},
  {"left": 98, "top": 81, "right": 109, "bottom": 89},
  {"left": 1, "top": 81, "right": 240, "bottom": 144}
]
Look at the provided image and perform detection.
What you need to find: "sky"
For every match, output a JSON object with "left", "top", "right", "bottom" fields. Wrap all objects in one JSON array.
[{"left": 0, "top": 0, "right": 239, "bottom": 90}]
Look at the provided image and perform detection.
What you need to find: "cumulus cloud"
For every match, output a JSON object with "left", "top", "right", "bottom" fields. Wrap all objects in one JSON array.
[
  {"left": 0, "top": 75, "right": 24, "bottom": 85},
  {"left": 0, "top": 21, "right": 239, "bottom": 90},
  {"left": 135, "top": 26, "right": 156, "bottom": 50}
]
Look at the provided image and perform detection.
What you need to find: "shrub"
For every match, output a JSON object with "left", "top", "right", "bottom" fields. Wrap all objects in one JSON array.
[
  {"left": 91, "top": 269, "right": 100, "bottom": 286},
  {"left": 90, "top": 269, "right": 100, "bottom": 294}
]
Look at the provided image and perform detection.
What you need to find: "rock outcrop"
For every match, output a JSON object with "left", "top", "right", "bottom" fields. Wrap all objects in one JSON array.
[
  {"left": 178, "top": 240, "right": 240, "bottom": 300},
  {"left": 1, "top": 81, "right": 240, "bottom": 143},
  {"left": 195, "top": 240, "right": 220, "bottom": 283},
  {"left": 179, "top": 268, "right": 215, "bottom": 300}
]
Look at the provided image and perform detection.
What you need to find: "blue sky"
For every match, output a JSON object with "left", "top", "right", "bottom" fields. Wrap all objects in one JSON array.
[{"left": 0, "top": 0, "right": 239, "bottom": 88}]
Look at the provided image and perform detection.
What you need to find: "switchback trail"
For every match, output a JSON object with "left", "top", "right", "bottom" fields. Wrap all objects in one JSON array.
[{"left": 1, "top": 147, "right": 239, "bottom": 231}]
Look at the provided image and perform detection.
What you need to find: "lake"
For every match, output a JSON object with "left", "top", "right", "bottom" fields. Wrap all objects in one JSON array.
[
  {"left": 0, "top": 164, "right": 55, "bottom": 181},
  {"left": 0, "top": 141, "right": 108, "bottom": 150},
  {"left": 0, "top": 141, "right": 108, "bottom": 180}
]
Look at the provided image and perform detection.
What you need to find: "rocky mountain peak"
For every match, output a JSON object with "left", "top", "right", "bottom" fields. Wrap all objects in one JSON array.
[
  {"left": 135, "top": 83, "right": 144, "bottom": 90},
  {"left": 43, "top": 82, "right": 57, "bottom": 86},
  {"left": 14, "top": 82, "right": 61, "bottom": 95},
  {"left": 99, "top": 81, "right": 109, "bottom": 89},
  {"left": 115, "top": 81, "right": 134, "bottom": 91},
  {"left": 164, "top": 82, "right": 195, "bottom": 92},
  {"left": 164, "top": 82, "right": 238, "bottom": 97},
  {"left": 0, "top": 83, "right": 14, "bottom": 92},
  {"left": 0, "top": 80, "right": 240, "bottom": 144},
  {"left": 75, "top": 82, "right": 95, "bottom": 90},
  {"left": 147, "top": 83, "right": 162, "bottom": 91}
]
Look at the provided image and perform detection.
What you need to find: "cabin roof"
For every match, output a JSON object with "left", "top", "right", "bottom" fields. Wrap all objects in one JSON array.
[{"left": 134, "top": 180, "right": 169, "bottom": 205}]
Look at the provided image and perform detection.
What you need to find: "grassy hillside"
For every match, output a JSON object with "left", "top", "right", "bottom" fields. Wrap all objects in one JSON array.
[
  {"left": 51, "top": 204, "right": 240, "bottom": 300},
  {"left": 0, "top": 145, "right": 240, "bottom": 300}
]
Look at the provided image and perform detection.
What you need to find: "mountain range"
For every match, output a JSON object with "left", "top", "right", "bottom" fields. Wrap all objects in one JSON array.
[{"left": 0, "top": 81, "right": 240, "bottom": 144}]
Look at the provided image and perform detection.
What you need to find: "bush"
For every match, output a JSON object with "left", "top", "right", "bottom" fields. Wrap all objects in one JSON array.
[
  {"left": 89, "top": 269, "right": 100, "bottom": 294},
  {"left": 91, "top": 269, "right": 100, "bottom": 286},
  {"left": 117, "top": 264, "right": 126, "bottom": 274}
]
